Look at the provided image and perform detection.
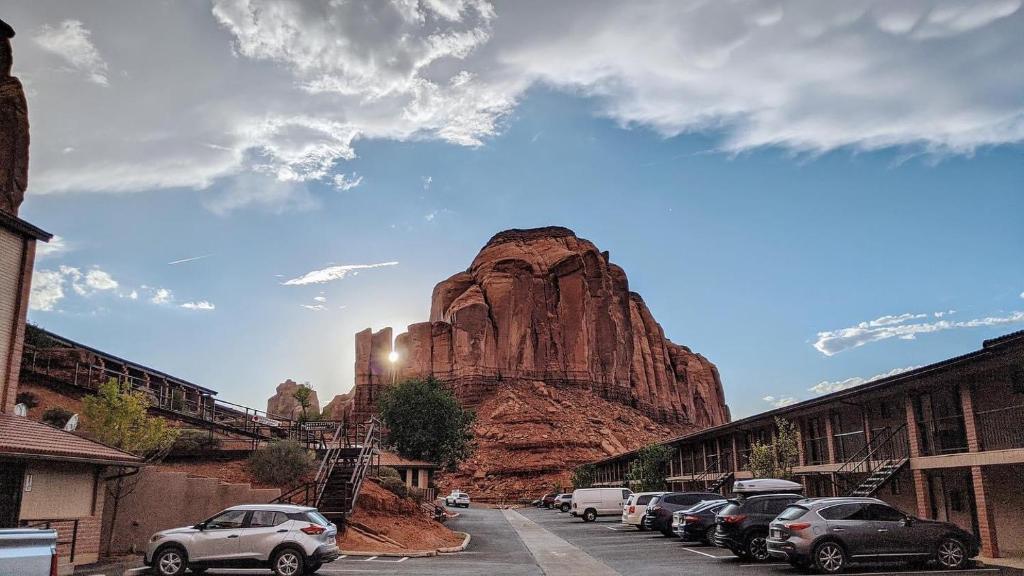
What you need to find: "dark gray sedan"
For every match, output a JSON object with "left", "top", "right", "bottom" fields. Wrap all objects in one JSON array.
[{"left": 767, "top": 497, "right": 979, "bottom": 573}]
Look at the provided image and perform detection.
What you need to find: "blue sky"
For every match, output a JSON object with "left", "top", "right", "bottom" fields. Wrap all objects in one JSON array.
[{"left": 11, "top": 1, "right": 1024, "bottom": 418}]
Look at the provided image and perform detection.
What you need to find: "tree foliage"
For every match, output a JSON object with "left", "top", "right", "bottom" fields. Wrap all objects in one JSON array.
[
  {"left": 571, "top": 464, "right": 596, "bottom": 490},
  {"left": 247, "top": 440, "right": 314, "bottom": 487},
  {"left": 626, "top": 443, "right": 674, "bottom": 492},
  {"left": 377, "top": 377, "right": 475, "bottom": 468},
  {"left": 292, "top": 385, "right": 313, "bottom": 419},
  {"left": 81, "top": 379, "right": 178, "bottom": 457},
  {"left": 748, "top": 417, "right": 800, "bottom": 479}
]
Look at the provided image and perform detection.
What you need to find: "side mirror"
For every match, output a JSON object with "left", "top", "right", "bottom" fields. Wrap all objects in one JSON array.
[
  {"left": 194, "top": 522, "right": 206, "bottom": 531},
  {"left": 903, "top": 516, "right": 915, "bottom": 527}
]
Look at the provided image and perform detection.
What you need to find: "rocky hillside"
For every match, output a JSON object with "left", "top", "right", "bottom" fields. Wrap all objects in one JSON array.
[{"left": 353, "top": 226, "right": 729, "bottom": 428}]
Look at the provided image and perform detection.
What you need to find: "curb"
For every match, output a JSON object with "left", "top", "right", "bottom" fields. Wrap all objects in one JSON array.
[{"left": 339, "top": 531, "right": 470, "bottom": 558}]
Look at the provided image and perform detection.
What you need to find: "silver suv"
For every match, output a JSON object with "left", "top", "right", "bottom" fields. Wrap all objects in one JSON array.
[
  {"left": 145, "top": 504, "right": 341, "bottom": 576},
  {"left": 767, "top": 497, "right": 979, "bottom": 573}
]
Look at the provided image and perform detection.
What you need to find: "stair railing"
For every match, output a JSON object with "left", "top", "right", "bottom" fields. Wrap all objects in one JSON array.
[
  {"left": 831, "top": 423, "right": 909, "bottom": 493},
  {"left": 345, "top": 417, "right": 382, "bottom": 513},
  {"left": 312, "top": 420, "right": 348, "bottom": 506}
]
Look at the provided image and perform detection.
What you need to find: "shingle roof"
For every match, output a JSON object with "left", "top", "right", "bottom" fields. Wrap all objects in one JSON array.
[
  {"left": 0, "top": 413, "right": 142, "bottom": 465},
  {"left": 378, "top": 450, "right": 436, "bottom": 468}
]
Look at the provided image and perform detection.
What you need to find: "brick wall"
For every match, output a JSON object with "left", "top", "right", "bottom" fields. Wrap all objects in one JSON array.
[{"left": 0, "top": 225, "right": 28, "bottom": 412}]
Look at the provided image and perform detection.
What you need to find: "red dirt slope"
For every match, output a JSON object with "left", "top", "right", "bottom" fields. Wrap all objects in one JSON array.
[{"left": 339, "top": 480, "right": 463, "bottom": 552}]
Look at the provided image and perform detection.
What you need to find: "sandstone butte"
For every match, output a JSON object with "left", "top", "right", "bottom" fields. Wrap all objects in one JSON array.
[
  {"left": 348, "top": 226, "right": 731, "bottom": 499},
  {"left": 266, "top": 379, "right": 320, "bottom": 420}
]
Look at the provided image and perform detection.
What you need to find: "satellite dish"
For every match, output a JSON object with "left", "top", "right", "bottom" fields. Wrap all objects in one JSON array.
[
  {"left": 63, "top": 414, "right": 79, "bottom": 431},
  {"left": 13, "top": 403, "right": 27, "bottom": 417}
]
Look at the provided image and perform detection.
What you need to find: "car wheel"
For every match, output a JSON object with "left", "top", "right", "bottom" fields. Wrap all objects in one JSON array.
[
  {"left": 154, "top": 546, "right": 188, "bottom": 576},
  {"left": 637, "top": 524, "right": 647, "bottom": 532},
  {"left": 746, "top": 532, "right": 770, "bottom": 562},
  {"left": 304, "top": 561, "right": 322, "bottom": 575},
  {"left": 272, "top": 547, "right": 305, "bottom": 576},
  {"left": 560, "top": 504, "right": 570, "bottom": 512},
  {"left": 936, "top": 537, "right": 967, "bottom": 570},
  {"left": 813, "top": 541, "right": 846, "bottom": 574},
  {"left": 583, "top": 509, "right": 597, "bottom": 522},
  {"left": 730, "top": 547, "right": 748, "bottom": 559}
]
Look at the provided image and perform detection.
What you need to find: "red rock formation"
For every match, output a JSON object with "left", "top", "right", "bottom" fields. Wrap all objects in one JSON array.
[
  {"left": 352, "top": 227, "right": 729, "bottom": 429},
  {"left": 266, "top": 379, "right": 320, "bottom": 420},
  {"left": 322, "top": 391, "right": 354, "bottom": 421}
]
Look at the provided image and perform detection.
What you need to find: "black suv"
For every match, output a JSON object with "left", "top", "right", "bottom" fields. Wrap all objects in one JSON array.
[
  {"left": 642, "top": 492, "right": 721, "bottom": 537},
  {"left": 713, "top": 493, "right": 803, "bottom": 561}
]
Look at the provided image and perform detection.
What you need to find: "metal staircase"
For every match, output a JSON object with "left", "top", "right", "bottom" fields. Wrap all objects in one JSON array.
[
  {"left": 832, "top": 423, "right": 910, "bottom": 497},
  {"left": 708, "top": 471, "right": 734, "bottom": 492},
  {"left": 693, "top": 455, "right": 733, "bottom": 493},
  {"left": 274, "top": 418, "right": 381, "bottom": 524}
]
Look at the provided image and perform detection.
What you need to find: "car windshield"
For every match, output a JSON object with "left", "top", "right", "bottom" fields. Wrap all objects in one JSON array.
[
  {"left": 648, "top": 496, "right": 661, "bottom": 506},
  {"left": 718, "top": 501, "right": 741, "bottom": 516},
  {"left": 306, "top": 511, "right": 331, "bottom": 526},
  {"left": 776, "top": 505, "right": 808, "bottom": 521}
]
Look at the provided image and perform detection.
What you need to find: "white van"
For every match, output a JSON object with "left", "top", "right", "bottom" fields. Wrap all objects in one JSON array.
[{"left": 572, "top": 487, "right": 632, "bottom": 522}]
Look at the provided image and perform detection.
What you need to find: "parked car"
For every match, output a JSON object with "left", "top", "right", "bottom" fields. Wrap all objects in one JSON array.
[
  {"left": 145, "top": 504, "right": 340, "bottom": 576},
  {"left": 0, "top": 528, "right": 58, "bottom": 575},
  {"left": 572, "top": 487, "right": 632, "bottom": 522},
  {"left": 713, "top": 492, "right": 804, "bottom": 561},
  {"left": 671, "top": 499, "right": 727, "bottom": 543},
  {"left": 621, "top": 491, "right": 665, "bottom": 530},
  {"left": 541, "top": 493, "right": 559, "bottom": 509},
  {"left": 445, "top": 491, "right": 471, "bottom": 508},
  {"left": 642, "top": 492, "right": 722, "bottom": 537},
  {"left": 553, "top": 493, "right": 573, "bottom": 512},
  {"left": 767, "top": 497, "right": 980, "bottom": 573}
]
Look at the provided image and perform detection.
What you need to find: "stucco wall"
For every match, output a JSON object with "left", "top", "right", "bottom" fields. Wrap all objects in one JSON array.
[{"left": 105, "top": 467, "right": 281, "bottom": 554}]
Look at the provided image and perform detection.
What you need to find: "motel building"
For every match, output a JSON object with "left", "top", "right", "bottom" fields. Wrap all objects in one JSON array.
[{"left": 589, "top": 330, "right": 1024, "bottom": 561}]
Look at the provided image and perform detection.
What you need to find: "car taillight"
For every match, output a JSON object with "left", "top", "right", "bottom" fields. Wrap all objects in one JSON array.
[
  {"left": 50, "top": 552, "right": 58, "bottom": 576},
  {"left": 629, "top": 506, "right": 635, "bottom": 514},
  {"left": 300, "top": 524, "right": 326, "bottom": 535},
  {"left": 721, "top": 514, "right": 747, "bottom": 524},
  {"left": 785, "top": 522, "right": 811, "bottom": 531},
  {"left": 683, "top": 515, "right": 700, "bottom": 523}
]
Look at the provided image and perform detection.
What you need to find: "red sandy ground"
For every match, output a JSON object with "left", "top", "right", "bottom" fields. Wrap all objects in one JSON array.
[
  {"left": 436, "top": 379, "right": 685, "bottom": 502},
  {"left": 155, "top": 458, "right": 288, "bottom": 490},
  {"left": 338, "top": 480, "right": 464, "bottom": 553}
]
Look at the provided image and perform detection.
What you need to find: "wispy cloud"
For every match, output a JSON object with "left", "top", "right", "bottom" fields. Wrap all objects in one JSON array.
[
  {"left": 168, "top": 254, "right": 214, "bottom": 265},
  {"left": 332, "top": 172, "right": 362, "bottom": 191},
  {"left": 35, "top": 235, "right": 70, "bottom": 259},
  {"left": 29, "top": 270, "right": 66, "bottom": 311},
  {"left": 34, "top": 20, "right": 110, "bottom": 85},
  {"left": 300, "top": 304, "right": 327, "bottom": 311},
  {"left": 763, "top": 395, "right": 798, "bottom": 408},
  {"left": 814, "top": 309, "right": 1024, "bottom": 356},
  {"left": 809, "top": 366, "right": 923, "bottom": 395},
  {"left": 180, "top": 300, "right": 216, "bottom": 311},
  {"left": 283, "top": 261, "right": 398, "bottom": 286}
]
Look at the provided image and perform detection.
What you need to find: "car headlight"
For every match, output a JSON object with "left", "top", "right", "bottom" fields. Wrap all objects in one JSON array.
[{"left": 150, "top": 534, "right": 165, "bottom": 543}]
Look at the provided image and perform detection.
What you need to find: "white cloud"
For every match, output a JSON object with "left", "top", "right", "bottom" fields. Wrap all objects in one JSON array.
[
  {"left": 1020, "top": 291, "right": 1024, "bottom": 299},
  {"left": 13, "top": 0, "right": 1024, "bottom": 210},
  {"left": 35, "top": 235, "right": 70, "bottom": 259},
  {"left": 283, "top": 261, "right": 399, "bottom": 286},
  {"left": 300, "top": 304, "right": 327, "bottom": 311},
  {"left": 168, "top": 254, "right": 214, "bottom": 265},
  {"left": 809, "top": 365, "right": 923, "bottom": 395},
  {"left": 763, "top": 395, "right": 799, "bottom": 408},
  {"left": 180, "top": 301, "right": 216, "bottom": 311},
  {"left": 150, "top": 288, "right": 173, "bottom": 305},
  {"left": 814, "top": 309, "right": 1024, "bottom": 355},
  {"left": 33, "top": 20, "right": 110, "bottom": 85},
  {"left": 313, "top": 296, "right": 326, "bottom": 303},
  {"left": 29, "top": 269, "right": 66, "bottom": 311},
  {"left": 332, "top": 173, "right": 363, "bottom": 191}
]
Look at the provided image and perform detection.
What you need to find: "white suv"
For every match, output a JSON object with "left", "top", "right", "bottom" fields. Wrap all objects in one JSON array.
[
  {"left": 444, "top": 491, "right": 471, "bottom": 508},
  {"left": 145, "top": 504, "right": 340, "bottom": 576}
]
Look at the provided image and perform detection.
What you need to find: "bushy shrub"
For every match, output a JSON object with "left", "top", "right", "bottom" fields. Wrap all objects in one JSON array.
[
  {"left": 247, "top": 440, "right": 314, "bottom": 487},
  {"left": 15, "top": 392, "right": 39, "bottom": 409},
  {"left": 378, "top": 466, "right": 401, "bottom": 481},
  {"left": 380, "top": 475, "right": 408, "bottom": 499},
  {"left": 170, "top": 429, "right": 223, "bottom": 453},
  {"left": 41, "top": 406, "right": 74, "bottom": 428}
]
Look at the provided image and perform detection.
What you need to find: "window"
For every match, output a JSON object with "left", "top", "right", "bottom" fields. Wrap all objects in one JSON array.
[
  {"left": 867, "top": 504, "right": 905, "bottom": 522},
  {"left": 744, "top": 499, "right": 767, "bottom": 514},
  {"left": 622, "top": 489, "right": 631, "bottom": 499},
  {"left": 249, "top": 511, "right": 287, "bottom": 528},
  {"left": 777, "top": 506, "right": 808, "bottom": 521},
  {"left": 719, "top": 502, "right": 741, "bottom": 516},
  {"left": 206, "top": 510, "right": 248, "bottom": 529},
  {"left": 636, "top": 495, "right": 653, "bottom": 505},
  {"left": 305, "top": 511, "right": 331, "bottom": 527},
  {"left": 819, "top": 503, "right": 865, "bottom": 521},
  {"left": 764, "top": 498, "right": 795, "bottom": 515}
]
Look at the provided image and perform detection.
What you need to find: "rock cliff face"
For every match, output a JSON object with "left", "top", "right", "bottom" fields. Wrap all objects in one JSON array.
[
  {"left": 266, "top": 379, "right": 320, "bottom": 420},
  {"left": 352, "top": 227, "right": 729, "bottom": 429},
  {"left": 322, "top": 391, "right": 354, "bottom": 421}
]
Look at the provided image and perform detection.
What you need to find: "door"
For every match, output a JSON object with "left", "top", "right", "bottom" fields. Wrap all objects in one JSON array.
[
  {"left": 820, "top": 502, "right": 878, "bottom": 557},
  {"left": 239, "top": 510, "right": 291, "bottom": 560},
  {"left": 0, "top": 464, "right": 25, "bottom": 528},
  {"left": 190, "top": 509, "right": 248, "bottom": 561},
  {"left": 867, "top": 504, "right": 921, "bottom": 557}
]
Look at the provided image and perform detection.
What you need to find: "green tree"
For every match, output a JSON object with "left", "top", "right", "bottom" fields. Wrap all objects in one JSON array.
[
  {"left": 377, "top": 377, "right": 475, "bottom": 468},
  {"left": 292, "top": 385, "right": 313, "bottom": 420},
  {"left": 626, "top": 443, "right": 674, "bottom": 492},
  {"left": 82, "top": 379, "right": 178, "bottom": 456},
  {"left": 748, "top": 417, "right": 800, "bottom": 479},
  {"left": 571, "top": 464, "right": 596, "bottom": 490}
]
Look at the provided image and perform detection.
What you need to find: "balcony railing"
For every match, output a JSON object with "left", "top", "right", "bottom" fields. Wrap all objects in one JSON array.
[
  {"left": 916, "top": 414, "right": 969, "bottom": 456},
  {"left": 833, "top": 430, "right": 866, "bottom": 461},
  {"left": 804, "top": 437, "right": 830, "bottom": 465},
  {"left": 976, "top": 404, "right": 1024, "bottom": 451}
]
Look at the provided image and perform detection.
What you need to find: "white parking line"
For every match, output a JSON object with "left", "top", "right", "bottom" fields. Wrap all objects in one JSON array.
[
  {"left": 679, "top": 546, "right": 721, "bottom": 558},
  {"left": 396, "top": 556, "right": 409, "bottom": 562},
  {"left": 364, "top": 555, "right": 377, "bottom": 561}
]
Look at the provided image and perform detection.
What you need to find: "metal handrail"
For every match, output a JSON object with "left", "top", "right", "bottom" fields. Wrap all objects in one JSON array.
[
  {"left": 832, "top": 423, "right": 909, "bottom": 493},
  {"left": 346, "top": 417, "right": 381, "bottom": 513}
]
